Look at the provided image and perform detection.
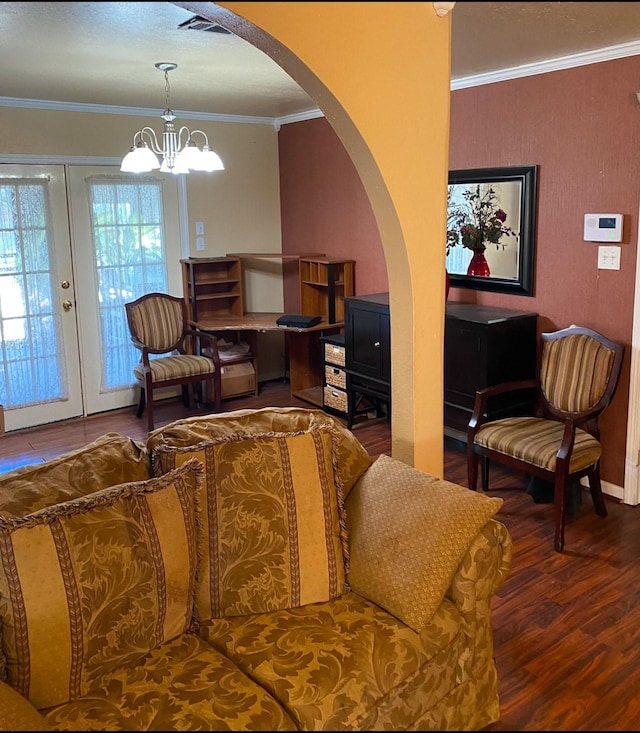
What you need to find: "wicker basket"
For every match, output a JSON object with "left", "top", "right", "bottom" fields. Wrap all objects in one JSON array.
[
  {"left": 323, "top": 386, "right": 348, "bottom": 413},
  {"left": 325, "top": 365, "right": 346, "bottom": 389},
  {"left": 324, "top": 342, "right": 345, "bottom": 366}
]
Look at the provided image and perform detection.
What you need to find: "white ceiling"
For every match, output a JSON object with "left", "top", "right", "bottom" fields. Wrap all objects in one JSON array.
[{"left": 2, "top": 2, "right": 640, "bottom": 121}]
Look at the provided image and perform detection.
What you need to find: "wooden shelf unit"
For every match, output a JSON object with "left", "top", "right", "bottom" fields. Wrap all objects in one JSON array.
[
  {"left": 299, "top": 257, "right": 355, "bottom": 324},
  {"left": 183, "top": 254, "right": 355, "bottom": 411},
  {"left": 181, "top": 257, "right": 244, "bottom": 322},
  {"left": 182, "top": 258, "right": 257, "bottom": 400}
]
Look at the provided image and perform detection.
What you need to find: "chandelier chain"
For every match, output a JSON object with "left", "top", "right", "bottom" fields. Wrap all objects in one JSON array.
[{"left": 164, "top": 69, "right": 172, "bottom": 111}]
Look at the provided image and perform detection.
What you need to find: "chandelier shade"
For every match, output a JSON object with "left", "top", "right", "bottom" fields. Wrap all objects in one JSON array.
[{"left": 121, "top": 63, "right": 224, "bottom": 175}]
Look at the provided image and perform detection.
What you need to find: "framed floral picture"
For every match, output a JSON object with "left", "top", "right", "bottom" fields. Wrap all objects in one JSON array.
[{"left": 447, "top": 165, "right": 537, "bottom": 296}]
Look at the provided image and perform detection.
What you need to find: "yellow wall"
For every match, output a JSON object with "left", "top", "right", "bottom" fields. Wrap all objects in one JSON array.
[
  {"left": 201, "top": 1, "right": 452, "bottom": 473},
  {"left": 0, "top": 106, "right": 282, "bottom": 268}
]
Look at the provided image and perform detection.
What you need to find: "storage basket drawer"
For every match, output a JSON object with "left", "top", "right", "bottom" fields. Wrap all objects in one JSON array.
[
  {"left": 325, "top": 364, "right": 346, "bottom": 389},
  {"left": 324, "top": 385, "right": 348, "bottom": 414},
  {"left": 324, "top": 342, "right": 345, "bottom": 366}
]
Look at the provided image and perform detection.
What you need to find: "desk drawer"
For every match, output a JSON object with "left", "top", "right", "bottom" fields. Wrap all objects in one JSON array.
[
  {"left": 325, "top": 364, "right": 346, "bottom": 389},
  {"left": 324, "top": 385, "right": 348, "bottom": 414},
  {"left": 324, "top": 342, "right": 345, "bottom": 366}
]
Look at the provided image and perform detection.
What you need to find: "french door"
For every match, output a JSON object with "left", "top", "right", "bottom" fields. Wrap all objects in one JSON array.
[
  {"left": 0, "top": 164, "right": 182, "bottom": 432},
  {"left": 0, "top": 165, "right": 82, "bottom": 430}
]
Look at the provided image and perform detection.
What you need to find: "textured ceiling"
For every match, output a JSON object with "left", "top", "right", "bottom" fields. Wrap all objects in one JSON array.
[{"left": 1, "top": 2, "right": 640, "bottom": 119}]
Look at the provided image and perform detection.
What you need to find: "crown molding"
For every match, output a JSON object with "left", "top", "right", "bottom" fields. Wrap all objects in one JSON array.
[
  {"left": 452, "top": 39, "right": 640, "bottom": 90},
  {"left": 0, "top": 95, "right": 324, "bottom": 129},
  {"left": 2, "top": 39, "right": 638, "bottom": 123}
]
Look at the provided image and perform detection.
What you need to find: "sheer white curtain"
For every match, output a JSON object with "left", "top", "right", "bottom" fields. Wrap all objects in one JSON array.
[
  {"left": 0, "top": 178, "right": 67, "bottom": 408},
  {"left": 86, "top": 176, "right": 169, "bottom": 392}
]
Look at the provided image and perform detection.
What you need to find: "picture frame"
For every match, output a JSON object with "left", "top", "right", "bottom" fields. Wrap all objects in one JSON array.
[{"left": 446, "top": 164, "right": 537, "bottom": 296}]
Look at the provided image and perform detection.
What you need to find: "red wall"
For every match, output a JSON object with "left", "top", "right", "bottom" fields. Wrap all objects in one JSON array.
[
  {"left": 279, "top": 56, "right": 640, "bottom": 487},
  {"left": 278, "top": 118, "right": 387, "bottom": 311}
]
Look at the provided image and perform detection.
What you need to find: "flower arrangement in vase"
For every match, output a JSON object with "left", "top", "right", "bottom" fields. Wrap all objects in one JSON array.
[{"left": 446, "top": 183, "right": 518, "bottom": 277}]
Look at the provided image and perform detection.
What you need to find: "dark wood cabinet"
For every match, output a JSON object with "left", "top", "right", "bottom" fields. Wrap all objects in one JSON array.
[
  {"left": 344, "top": 293, "right": 391, "bottom": 428},
  {"left": 444, "top": 303, "right": 538, "bottom": 442}
]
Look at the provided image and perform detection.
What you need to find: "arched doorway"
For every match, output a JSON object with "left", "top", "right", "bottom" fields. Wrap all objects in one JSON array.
[{"left": 171, "top": 2, "right": 451, "bottom": 475}]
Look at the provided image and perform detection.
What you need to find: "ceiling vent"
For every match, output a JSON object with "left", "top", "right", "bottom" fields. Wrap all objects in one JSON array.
[{"left": 178, "top": 16, "right": 232, "bottom": 34}]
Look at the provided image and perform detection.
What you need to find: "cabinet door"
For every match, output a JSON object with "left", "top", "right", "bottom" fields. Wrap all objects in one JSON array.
[
  {"left": 346, "top": 303, "right": 390, "bottom": 380},
  {"left": 444, "top": 322, "right": 486, "bottom": 405}
]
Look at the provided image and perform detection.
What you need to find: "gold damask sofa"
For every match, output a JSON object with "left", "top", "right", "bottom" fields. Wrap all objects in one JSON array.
[{"left": 0, "top": 407, "right": 512, "bottom": 731}]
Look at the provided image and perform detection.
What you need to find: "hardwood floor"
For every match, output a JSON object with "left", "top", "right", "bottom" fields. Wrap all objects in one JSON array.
[{"left": 2, "top": 379, "right": 640, "bottom": 730}]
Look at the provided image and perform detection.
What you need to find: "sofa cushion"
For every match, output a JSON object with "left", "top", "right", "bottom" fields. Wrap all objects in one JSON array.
[
  {"left": 198, "top": 591, "right": 464, "bottom": 731},
  {"left": 152, "top": 426, "right": 348, "bottom": 620},
  {"left": 41, "top": 632, "right": 297, "bottom": 731},
  {"left": 345, "top": 454, "right": 503, "bottom": 631},
  {"left": 0, "top": 460, "right": 202, "bottom": 709},
  {"left": 146, "top": 406, "right": 372, "bottom": 498},
  {"left": 0, "top": 432, "right": 150, "bottom": 519}
]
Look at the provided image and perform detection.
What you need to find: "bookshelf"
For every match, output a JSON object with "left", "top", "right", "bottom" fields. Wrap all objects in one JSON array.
[
  {"left": 299, "top": 257, "right": 355, "bottom": 323},
  {"left": 181, "top": 257, "right": 244, "bottom": 322}
]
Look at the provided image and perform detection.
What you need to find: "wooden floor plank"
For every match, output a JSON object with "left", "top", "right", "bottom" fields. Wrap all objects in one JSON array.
[{"left": 2, "top": 379, "right": 640, "bottom": 731}]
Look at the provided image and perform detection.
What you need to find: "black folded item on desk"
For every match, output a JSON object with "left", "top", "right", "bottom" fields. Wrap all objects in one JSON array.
[{"left": 276, "top": 314, "right": 322, "bottom": 328}]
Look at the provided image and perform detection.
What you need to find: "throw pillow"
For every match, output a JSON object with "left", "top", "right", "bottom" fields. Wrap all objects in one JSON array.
[
  {"left": 152, "top": 426, "right": 347, "bottom": 620},
  {"left": 0, "top": 432, "right": 150, "bottom": 519},
  {"left": 345, "top": 454, "right": 503, "bottom": 631},
  {"left": 0, "top": 459, "right": 202, "bottom": 709},
  {"left": 146, "top": 406, "right": 372, "bottom": 498}
]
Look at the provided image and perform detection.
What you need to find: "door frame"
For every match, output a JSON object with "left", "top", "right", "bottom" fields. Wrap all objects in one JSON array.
[{"left": 624, "top": 201, "right": 640, "bottom": 505}]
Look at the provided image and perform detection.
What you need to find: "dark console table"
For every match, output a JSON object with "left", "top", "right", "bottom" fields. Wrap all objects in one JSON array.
[
  {"left": 444, "top": 303, "right": 538, "bottom": 443},
  {"left": 344, "top": 292, "right": 391, "bottom": 429}
]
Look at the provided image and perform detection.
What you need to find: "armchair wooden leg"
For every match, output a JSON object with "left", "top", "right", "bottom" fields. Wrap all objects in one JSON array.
[
  {"left": 136, "top": 387, "right": 145, "bottom": 418},
  {"left": 588, "top": 465, "right": 608, "bottom": 518},
  {"left": 213, "top": 372, "right": 221, "bottom": 412},
  {"left": 202, "top": 375, "right": 220, "bottom": 412},
  {"left": 467, "top": 446, "right": 479, "bottom": 491},
  {"left": 144, "top": 375, "right": 155, "bottom": 432},
  {"left": 481, "top": 457, "right": 490, "bottom": 492},
  {"left": 554, "top": 474, "right": 569, "bottom": 553},
  {"left": 146, "top": 396, "right": 155, "bottom": 433}
]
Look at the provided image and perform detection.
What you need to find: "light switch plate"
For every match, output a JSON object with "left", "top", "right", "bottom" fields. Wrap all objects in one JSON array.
[
  {"left": 195, "top": 221, "right": 204, "bottom": 235},
  {"left": 597, "top": 245, "right": 621, "bottom": 270},
  {"left": 196, "top": 237, "right": 205, "bottom": 251}
]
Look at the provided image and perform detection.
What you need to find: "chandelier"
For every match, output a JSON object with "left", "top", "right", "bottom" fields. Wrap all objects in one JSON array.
[{"left": 120, "top": 62, "right": 224, "bottom": 175}]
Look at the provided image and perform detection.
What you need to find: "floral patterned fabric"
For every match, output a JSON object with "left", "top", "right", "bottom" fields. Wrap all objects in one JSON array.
[
  {"left": 152, "top": 427, "right": 348, "bottom": 620},
  {"left": 199, "top": 591, "right": 464, "bottom": 731},
  {"left": 147, "top": 406, "right": 372, "bottom": 498},
  {"left": 198, "top": 516, "right": 512, "bottom": 732},
  {"left": 0, "top": 461, "right": 201, "bottom": 709},
  {"left": 0, "top": 433, "right": 150, "bottom": 519},
  {"left": 40, "top": 633, "right": 297, "bottom": 731},
  {"left": 0, "top": 679, "right": 52, "bottom": 730},
  {"left": 0, "top": 409, "right": 513, "bottom": 732}
]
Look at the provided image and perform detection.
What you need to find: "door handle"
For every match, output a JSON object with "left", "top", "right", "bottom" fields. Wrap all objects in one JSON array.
[
  {"left": 62, "top": 300, "right": 73, "bottom": 311},
  {"left": 61, "top": 280, "right": 70, "bottom": 289}
]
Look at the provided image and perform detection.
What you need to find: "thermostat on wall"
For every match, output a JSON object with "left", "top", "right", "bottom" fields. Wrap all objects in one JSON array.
[{"left": 583, "top": 213, "right": 623, "bottom": 242}]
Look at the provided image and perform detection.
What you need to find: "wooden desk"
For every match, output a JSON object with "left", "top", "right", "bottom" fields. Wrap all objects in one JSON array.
[{"left": 191, "top": 313, "right": 343, "bottom": 407}]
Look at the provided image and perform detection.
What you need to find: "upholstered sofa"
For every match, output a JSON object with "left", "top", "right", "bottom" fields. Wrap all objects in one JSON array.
[{"left": 0, "top": 406, "right": 512, "bottom": 731}]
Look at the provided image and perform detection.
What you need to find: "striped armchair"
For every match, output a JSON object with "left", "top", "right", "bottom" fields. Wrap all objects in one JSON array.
[
  {"left": 467, "top": 325, "right": 624, "bottom": 552},
  {"left": 125, "top": 292, "right": 222, "bottom": 431}
]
